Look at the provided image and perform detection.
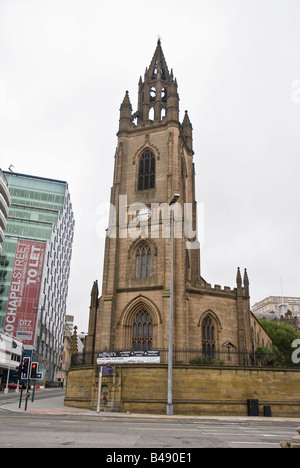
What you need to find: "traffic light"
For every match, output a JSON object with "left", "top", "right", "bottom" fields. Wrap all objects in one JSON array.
[
  {"left": 30, "top": 362, "right": 38, "bottom": 379},
  {"left": 17, "top": 362, "right": 22, "bottom": 380},
  {"left": 21, "top": 357, "right": 30, "bottom": 380}
]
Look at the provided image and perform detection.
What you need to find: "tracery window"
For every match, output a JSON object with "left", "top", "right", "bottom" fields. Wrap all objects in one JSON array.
[
  {"left": 132, "top": 310, "right": 153, "bottom": 351},
  {"left": 136, "top": 242, "right": 151, "bottom": 279},
  {"left": 138, "top": 149, "right": 155, "bottom": 190},
  {"left": 202, "top": 316, "right": 216, "bottom": 358}
]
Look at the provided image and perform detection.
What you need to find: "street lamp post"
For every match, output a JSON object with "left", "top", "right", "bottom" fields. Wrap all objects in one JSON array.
[
  {"left": 97, "top": 365, "right": 103, "bottom": 413},
  {"left": 4, "top": 363, "right": 11, "bottom": 395},
  {"left": 166, "top": 193, "right": 180, "bottom": 416}
]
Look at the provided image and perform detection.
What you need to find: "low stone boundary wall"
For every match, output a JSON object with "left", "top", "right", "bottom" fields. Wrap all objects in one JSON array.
[{"left": 65, "top": 364, "right": 300, "bottom": 417}]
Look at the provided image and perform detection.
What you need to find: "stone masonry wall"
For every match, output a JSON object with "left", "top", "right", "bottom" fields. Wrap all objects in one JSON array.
[{"left": 65, "top": 364, "right": 300, "bottom": 417}]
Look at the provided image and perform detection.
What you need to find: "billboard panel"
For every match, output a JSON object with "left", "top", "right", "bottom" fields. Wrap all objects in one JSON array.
[{"left": 3, "top": 240, "right": 46, "bottom": 346}]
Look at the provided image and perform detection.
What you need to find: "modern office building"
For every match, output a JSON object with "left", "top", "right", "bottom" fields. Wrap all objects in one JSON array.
[
  {"left": 0, "top": 172, "right": 75, "bottom": 381},
  {"left": 0, "top": 169, "right": 11, "bottom": 255}
]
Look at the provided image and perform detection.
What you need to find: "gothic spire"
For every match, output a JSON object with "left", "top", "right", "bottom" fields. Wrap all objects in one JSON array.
[
  {"left": 243, "top": 268, "right": 250, "bottom": 297},
  {"left": 90, "top": 280, "right": 99, "bottom": 308},
  {"left": 243, "top": 268, "right": 249, "bottom": 286},
  {"left": 236, "top": 267, "right": 242, "bottom": 288},
  {"left": 136, "top": 39, "right": 179, "bottom": 124},
  {"left": 119, "top": 90, "right": 133, "bottom": 131},
  {"left": 69, "top": 325, "right": 78, "bottom": 360},
  {"left": 121, "top": 90, "right": 131, "bottom": 106},
  {"left": 182, "top": 110, "right": 193, "bottom": 152},
  {"left": 146, "top": 38, "right": 170, "bottom": 82}
]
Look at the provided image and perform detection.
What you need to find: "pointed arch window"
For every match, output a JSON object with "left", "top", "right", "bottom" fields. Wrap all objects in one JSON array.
[
  {"left": 152, "top": 61, "right": 158, "bottom": 80},
  {"left": 148, "top": 107, "right": 155, "bottom": 121},
  {"left": 202, "top": 316, "right": 216, "bottom": 359},
  {"left": 138, "top": 149, "right": 155, "bottom": 190},
  {"left": 132, "top": 309, "right": 153, "bottom": 351},
  {"left": 150, "top": 87, "right": 156, "bottom": 102},
  {"left": 136, "top": 242, "right": 152, "bottom": 279}
]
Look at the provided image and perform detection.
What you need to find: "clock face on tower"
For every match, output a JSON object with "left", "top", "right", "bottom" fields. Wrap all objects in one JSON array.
[{"left": 137, "top": 207, "right": 151, "bottom": 222}]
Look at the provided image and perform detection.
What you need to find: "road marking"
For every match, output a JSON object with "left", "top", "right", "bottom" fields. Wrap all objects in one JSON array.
[
  {"left": 128, "top": 427, "right": 200, "bottom": 432},
  {"left": 202, "top": 432, "right": 247, "bottom": 436},
  {"left": 230, "top": 441, "right": 279, "bottom": 446}
]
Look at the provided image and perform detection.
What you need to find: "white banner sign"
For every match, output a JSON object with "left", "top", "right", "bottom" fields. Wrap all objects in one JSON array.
[{"left": 97, "top": 350, "right": 160, "bottom": 365}]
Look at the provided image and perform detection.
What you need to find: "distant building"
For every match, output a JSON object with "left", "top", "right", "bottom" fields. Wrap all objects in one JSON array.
[
  {"left": 0, "top": 172, "right": 75, "bottom": 381},
  {"left": 64, "top": 315, "right": 85, "bottom": 352},
  {"left": 0, "top": 332, "right": 23, "bottom": 386},
  {"left": 62, "top": 317, "right": 72, "bottom": 375},
  {"left": 252, "top": 296, "right": 300, "bottom": 317},
  {"left": 62, "top": 316, "right": 85, "bottom": 374},
  {"left": 252, "top": 296, "right": 300, "bottom": 331},
  {"left": 0, "top": 169, "right": 11, "bottom": 254}
]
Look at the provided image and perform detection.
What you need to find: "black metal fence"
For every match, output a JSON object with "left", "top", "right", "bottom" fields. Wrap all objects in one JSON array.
[{"left": 70, "top": 348, "right": 299, "bottom": 368}]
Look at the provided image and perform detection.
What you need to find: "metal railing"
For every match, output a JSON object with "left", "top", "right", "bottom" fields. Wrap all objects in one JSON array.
[{"left": 70, "top": 348, "right": 298, "bottom": 368}]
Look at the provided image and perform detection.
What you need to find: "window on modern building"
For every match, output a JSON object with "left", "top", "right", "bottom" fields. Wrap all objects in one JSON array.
[
  {"left": 137, "top": 149, "right": 155, "bottom": 190},
  {"left": 135, "top": 242, "right": 152, "bottom": 279},
  {"left": 132, "top": 309, "right": 153, "bottom": 351}
]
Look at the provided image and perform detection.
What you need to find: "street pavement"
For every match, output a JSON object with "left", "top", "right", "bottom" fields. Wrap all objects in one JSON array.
[{"left": 0, "top": 388, "right": 94, "bottom": 415}]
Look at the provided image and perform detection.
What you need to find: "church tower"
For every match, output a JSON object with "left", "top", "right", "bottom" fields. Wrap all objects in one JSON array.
[
  {"left": 87, "top": 39, "right": 200, "bottom": 354},
  {"left": 86, "top": 40, "right": 269, "bottom": 361}
]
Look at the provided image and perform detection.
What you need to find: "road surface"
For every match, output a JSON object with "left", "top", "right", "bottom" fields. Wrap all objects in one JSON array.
[{"left": 0, "top": 388, "right": 298, "bottom": 449}]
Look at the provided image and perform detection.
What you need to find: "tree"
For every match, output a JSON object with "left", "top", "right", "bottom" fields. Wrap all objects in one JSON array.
[
  {"left": 260, "top": 320, "right": 300, "bottom": 353},
  {"left": 258, "top": 319, "right": 300, "bottom": 366},
  {"left": 255, "top": 345, "right": 283, "bottom": 367}
]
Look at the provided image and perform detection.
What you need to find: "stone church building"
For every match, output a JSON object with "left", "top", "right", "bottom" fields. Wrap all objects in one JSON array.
[{"left": 86, "top": 40, "right": 271, "bottom": 362}]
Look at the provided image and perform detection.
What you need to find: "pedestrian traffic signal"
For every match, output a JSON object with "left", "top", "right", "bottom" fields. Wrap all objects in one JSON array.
[
  {"left": 30, "top": 362, "right": 38, "bottom": 379},
  {"left": 21, "top": 357, "right": 30, "bottom": 380}
]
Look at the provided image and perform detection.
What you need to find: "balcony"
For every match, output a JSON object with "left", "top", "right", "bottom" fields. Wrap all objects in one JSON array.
[
  {"left": 0, "top": 173, "right": 11, "bottom": 206},
  {"left": 0, "top": 209, "right": 6, "bottom": 230},
  {"left": 0, "top": 193, "right": 9, "bottom": 218},
  {"left": 0, "top": 226, "right": 4, "bottom": 243}
]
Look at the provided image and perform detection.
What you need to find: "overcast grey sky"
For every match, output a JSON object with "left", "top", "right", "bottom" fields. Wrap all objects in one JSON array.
[{"left": 0, "top": 0, "right": 299, "bottom": 332}]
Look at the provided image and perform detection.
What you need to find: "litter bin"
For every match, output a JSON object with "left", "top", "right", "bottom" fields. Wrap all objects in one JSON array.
[{"left": 247, "top": 399, "right": 259, "bottom": 416}]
